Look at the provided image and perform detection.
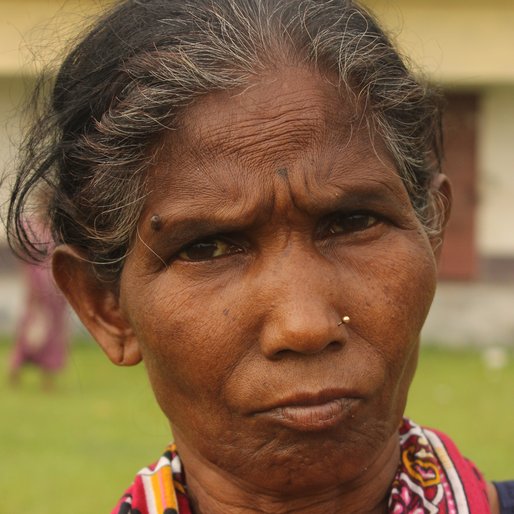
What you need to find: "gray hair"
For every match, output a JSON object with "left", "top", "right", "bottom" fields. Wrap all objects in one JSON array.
[{"left": 7, "top": 0, "right": 444, "bottom": 283}]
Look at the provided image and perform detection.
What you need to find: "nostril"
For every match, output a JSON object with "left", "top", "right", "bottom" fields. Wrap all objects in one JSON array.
[
  {"left": 272, "top": 340, "right": 343, "bottom": 360},
  {"left": 327, "top": 340, "right": 343, "bottom": 352},
  {"left": 273, "top": 348, "right": 292, "bottom": 360}
]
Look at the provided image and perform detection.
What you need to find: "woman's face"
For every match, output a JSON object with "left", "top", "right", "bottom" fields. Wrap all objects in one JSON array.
[{"left": 119, "top": 67, "right": 439, "bottom": 493}]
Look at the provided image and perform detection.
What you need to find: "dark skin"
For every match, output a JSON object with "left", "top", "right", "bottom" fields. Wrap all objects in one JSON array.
[{"left": 53, "top": 67, "right": 498, "bottom": 513}]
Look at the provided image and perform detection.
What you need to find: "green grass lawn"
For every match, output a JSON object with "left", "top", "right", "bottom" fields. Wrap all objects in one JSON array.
[
  {"left": 1, "top": 339, "right": 513, "bottom": 513},
  {"left": 406, "top": 345, "right": 514, "bottom": 481}
]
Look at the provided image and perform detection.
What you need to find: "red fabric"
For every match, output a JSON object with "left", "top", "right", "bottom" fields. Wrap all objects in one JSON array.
[{"left": 432, "top": 427, "right": 491, "bottom": 513}]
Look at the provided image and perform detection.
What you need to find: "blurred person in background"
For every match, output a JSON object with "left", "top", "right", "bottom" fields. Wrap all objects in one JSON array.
[{"left": 8, "top": 224, "right": 68, "bottom": 389}]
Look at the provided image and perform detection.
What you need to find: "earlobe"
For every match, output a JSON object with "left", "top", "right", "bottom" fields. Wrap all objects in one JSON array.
[
  {"left": 52, "top": 246, "right": 142, "bottom": 366},
  {"left": 429, "top": 173, "right": 452, "bottom": 260}
]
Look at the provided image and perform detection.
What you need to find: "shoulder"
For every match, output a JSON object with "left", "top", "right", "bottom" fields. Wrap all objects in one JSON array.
[{"left": 491, "top": 480, "right": 514, "bottom": 514}]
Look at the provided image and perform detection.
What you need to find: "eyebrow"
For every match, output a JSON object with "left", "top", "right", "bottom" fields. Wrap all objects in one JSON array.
[
  {"left": 144, "top": 179, "right": 409, "bottom": 252},
  {"left": 330, "top": 180, "right": 409, "bottom": 211},
  {"left": 146, "top": 216, "right": 255, "bottom": 255}
]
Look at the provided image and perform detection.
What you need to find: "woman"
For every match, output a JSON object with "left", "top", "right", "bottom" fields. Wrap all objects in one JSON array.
[
  {"left": 6, "top": 0, "right": 512, "bottom": 512},
  {"left": 9, "top": 258, "right": 68, "bottom": 389}
]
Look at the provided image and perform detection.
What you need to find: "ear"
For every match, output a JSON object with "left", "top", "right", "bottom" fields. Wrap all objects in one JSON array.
[
  {"left": 52, "top": 245, "right": 142, "bottom": 366},
  {"left": 428, "top": 173, "right": 452, "bottom": 261}
]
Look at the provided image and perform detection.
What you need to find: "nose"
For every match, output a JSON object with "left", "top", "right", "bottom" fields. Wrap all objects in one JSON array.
[{"left": 258, "top": 249, "right": 347, "bottom": 359}]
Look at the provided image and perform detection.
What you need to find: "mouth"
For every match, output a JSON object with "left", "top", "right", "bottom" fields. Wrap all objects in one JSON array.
[{"left": 253, "top": 391, "right": 361, "bottom": 432}]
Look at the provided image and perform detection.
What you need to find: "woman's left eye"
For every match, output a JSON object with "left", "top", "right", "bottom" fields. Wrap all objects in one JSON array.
[
  {"left": 177, "top": 238, "right": 244, "bottom": 262},
  {"left": 325, "top": 213, "right": 379, "bottom": 236}
]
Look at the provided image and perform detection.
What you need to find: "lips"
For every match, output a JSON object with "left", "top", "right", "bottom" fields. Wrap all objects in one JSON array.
[{"left": 253, "top": 390, "right": 361, "bottom": 432}]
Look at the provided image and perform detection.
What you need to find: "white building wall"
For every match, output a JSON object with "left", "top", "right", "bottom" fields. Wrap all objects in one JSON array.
[
  {"left": 478, "top": 86, "right": 514, "bottom": 257},
  {"left": 367, "top": 0, "right": 514, "bottom": 86},
  {"left": 0, "top": 77, "right": 27, "bottom": 242},
  {"left": 0, "top": 77, "right": 25, "bottom": 175}
]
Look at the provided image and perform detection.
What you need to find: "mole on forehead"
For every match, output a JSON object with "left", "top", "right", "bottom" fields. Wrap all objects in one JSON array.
[{"left": 150, "top": 214, "right": 163, "bottom": 231}]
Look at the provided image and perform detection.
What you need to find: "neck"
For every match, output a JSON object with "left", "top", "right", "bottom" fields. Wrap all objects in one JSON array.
[{"left": 173, "top": 430, "right": 400, "bottom": 514}]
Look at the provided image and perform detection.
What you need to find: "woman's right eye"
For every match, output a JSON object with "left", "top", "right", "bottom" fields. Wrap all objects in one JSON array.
[
  {"left": 325, "top": 212, "right": 379, "bottom": 236},
  {"left": 177, "top": 238, "right": 244, "bottom": 262}
]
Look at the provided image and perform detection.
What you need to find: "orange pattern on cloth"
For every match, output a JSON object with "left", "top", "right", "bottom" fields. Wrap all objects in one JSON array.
[
  {"left": 389, "top": 419, "right": 490, "bottom": 514},
  {"left": 112, "top": 444, "right": 190, "bottom": 514}
]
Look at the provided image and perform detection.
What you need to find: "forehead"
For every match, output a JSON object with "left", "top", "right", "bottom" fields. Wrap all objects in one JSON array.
[
  {"left": 145, "top": 66, "right": 405, "bottom": 212},
  {"left": 177, "top": 67, "right": 356, "bottom": 163}
]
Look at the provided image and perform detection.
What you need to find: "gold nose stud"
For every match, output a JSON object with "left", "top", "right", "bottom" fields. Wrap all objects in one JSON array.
[{"left": 338, "top": 316, "right": 350, "bottom": 326}]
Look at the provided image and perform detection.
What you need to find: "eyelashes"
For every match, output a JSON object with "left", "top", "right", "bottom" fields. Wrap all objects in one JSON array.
[
  {"left": 172, "top": 211, "right": 383, "bottom": 263},
  {"left": 177, "top": 237, "right": 245, "bottom": 262},
  {"left": 321, "top": 212, "right": 379, "bottom": 238}
]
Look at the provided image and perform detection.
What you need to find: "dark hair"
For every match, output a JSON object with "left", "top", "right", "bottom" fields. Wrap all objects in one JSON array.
[{"left": 7, "top": 0, "right": 444, "bottom": 282}]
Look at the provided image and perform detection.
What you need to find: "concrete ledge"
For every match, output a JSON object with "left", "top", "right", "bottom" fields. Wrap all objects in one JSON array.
[{"left": 422, "top": 282, "right": 514, "bottom": 347}]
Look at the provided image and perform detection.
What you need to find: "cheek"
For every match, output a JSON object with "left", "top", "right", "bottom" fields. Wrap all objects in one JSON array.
[
  {"left": 389, "top": 244, "right": 436, "bottom": 342},
  {"left": 121, "top": 273, "right": 248, "bottom": 422},
  {"left": 347, "top": 233, "right": 436, "bottom": 403},
  {"left": 349, "top": 232, "right": 437, "bottom": 341}
]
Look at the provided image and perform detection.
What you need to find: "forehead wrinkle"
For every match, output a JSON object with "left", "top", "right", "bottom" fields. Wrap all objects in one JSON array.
[
  {"left": 145, "top": 154, "right": 278, "bottom": 230},
  {"left": 155, "top": 190, "right": 275, "bottom": 236},
  {"left": 274, "top": 128, "right": 410, "bottom": 216},
  {"left": 306, "top": 122, "right": 401, "bottom": 187},
  {"left": 149, "top": 132, "right": 259, "bottom": 203},
  {"left": 186, "top": 109, "right": 327, "bottom": 167},
  {"left": 181, "top": 72, "right": 353, "bottom": 167},
  {"left": 191, "top": 148, "right": 281, "bottom": 207}
]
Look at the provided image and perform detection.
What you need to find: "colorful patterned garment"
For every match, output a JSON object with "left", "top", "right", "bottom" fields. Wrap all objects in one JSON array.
[
  {"left": 112, "top": 418, "right": 490, "bottom": 514},
  {"left": 389, "top": 419, "right": 490, "bottom": 513}
]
